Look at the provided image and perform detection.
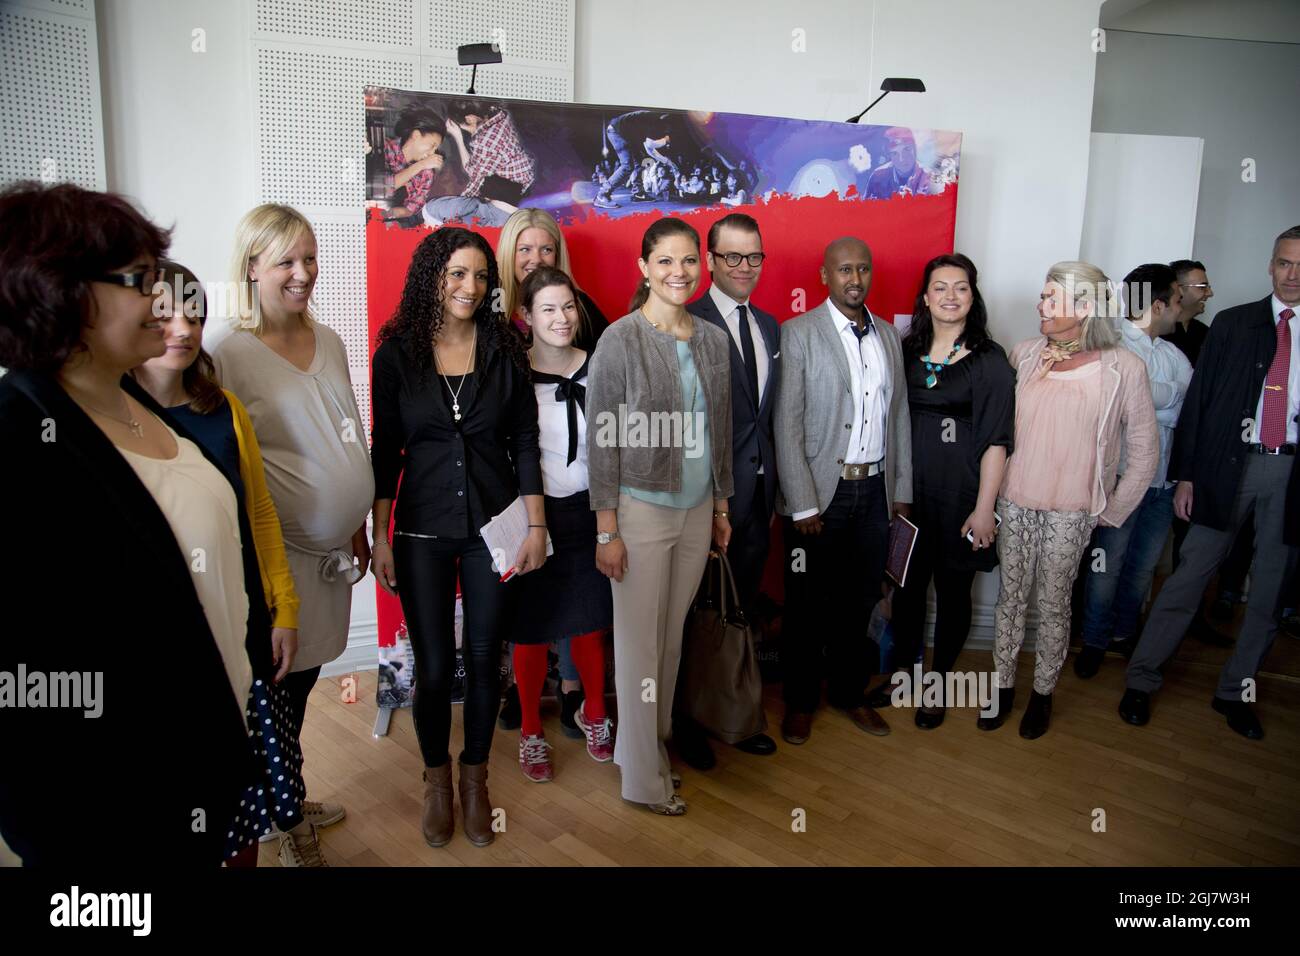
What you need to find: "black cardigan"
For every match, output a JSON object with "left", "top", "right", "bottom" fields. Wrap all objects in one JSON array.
[
  {"left": 371, "top": 329, "right": 543, "bottom": 538},
  {"left": 0, "top": 369, "right": 265, "bottom": 866}
]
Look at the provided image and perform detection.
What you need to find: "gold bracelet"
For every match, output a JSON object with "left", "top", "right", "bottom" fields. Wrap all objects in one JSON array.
[{"left": 713, "top": 510, "right": 730, "bottom": 519}]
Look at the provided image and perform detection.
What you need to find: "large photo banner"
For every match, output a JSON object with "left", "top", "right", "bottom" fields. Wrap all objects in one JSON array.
[{"left": 365, "top": 85, "right": 961, "bottom": 708}]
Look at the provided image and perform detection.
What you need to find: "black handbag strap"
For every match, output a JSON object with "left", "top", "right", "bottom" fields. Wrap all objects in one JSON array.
[{"left": 707, "top": 548, "right": 745, "bottom": 625}]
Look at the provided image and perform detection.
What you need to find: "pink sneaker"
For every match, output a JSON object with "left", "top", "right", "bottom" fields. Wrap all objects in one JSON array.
[
  {"left": 519, "top": 733, "right": 553, "bottom": 782},
  {"left": 574, "top": 703, "right": 615, "bottom": 762}
]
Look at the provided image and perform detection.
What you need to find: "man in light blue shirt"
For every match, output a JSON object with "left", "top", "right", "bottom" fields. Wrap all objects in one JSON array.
[{"left": 1077, "top": 263, "right": 1192, "bottom": 678}]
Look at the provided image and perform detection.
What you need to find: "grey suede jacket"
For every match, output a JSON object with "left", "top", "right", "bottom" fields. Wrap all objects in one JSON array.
[{"left": 586, "top": 310, "right": 734, "bottom": 511}]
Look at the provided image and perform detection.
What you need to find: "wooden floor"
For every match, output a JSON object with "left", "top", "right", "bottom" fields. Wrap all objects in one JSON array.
[{"left": 267, "top": 650, "right": 1300, "bottom": 867}]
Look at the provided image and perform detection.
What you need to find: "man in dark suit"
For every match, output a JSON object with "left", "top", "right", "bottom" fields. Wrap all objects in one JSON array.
[
  {"left": 1121, "top": 225, "right": 1300, "bottom": 739},
  {"left": 672, "top": 213, "right": 779, "bottom": 768}
]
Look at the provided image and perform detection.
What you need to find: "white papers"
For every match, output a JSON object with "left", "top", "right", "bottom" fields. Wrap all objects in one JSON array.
[{"left": 479, "top": 496, "right": 553, "bottom": 580}]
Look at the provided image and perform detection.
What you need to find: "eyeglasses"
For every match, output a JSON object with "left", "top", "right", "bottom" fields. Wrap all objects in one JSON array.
[
  {"left": 712, "top": 252, "right": 766, "bottom": 268},
  {"left": 93, "top": 267, "right": 162, "bottom": 297},
  {"left": 1180, "top": 282, "right": 1211, "bottom": 290}
]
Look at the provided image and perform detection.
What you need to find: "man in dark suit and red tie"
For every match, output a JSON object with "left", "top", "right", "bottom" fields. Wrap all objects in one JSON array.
[
  {"left": 672, "top": 213, "right": 779, "bottom": 768},
  {"left": 1121, "top": 225, "right": 1300, "bottom": 739}
]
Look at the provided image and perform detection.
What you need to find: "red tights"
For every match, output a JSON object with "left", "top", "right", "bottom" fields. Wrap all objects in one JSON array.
[{"left": 512, "top": 630, "right": 607, "bottom": 736}]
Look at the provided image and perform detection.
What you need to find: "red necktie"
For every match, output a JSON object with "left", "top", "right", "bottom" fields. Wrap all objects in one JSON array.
[{"left": 1261, "top": 308, "right": 1294, "bottom": 449}]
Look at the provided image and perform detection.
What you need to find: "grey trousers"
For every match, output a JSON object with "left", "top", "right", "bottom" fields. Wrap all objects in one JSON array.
[
  {"left": 610, "top": 494, "right": 713, "bottom": 804},
  {"left": 1127, "top": 453, "right": 1298, "bottom": 700}
]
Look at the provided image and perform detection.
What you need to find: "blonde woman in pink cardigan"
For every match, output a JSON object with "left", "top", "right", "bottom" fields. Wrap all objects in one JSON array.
[{"left": 981, "top": 261, "right": 1158, "bottom": 739}]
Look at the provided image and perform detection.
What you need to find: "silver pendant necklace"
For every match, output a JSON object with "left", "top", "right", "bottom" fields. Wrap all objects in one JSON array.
[
  {"left": 436, "top": 326, "right": 477, "bottom": 422},
  {"left": 74, "top": 388, "right": 145, "bottom": 437}
]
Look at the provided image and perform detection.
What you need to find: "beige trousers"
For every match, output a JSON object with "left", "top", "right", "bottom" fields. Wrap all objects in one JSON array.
[{"left": 610, "top": 493, "right": 713, "bottom": 804}]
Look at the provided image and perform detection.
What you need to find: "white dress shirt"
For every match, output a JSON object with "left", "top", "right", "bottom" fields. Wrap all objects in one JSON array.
[
  {"left": 1118, "top": 317, "right": 1193, "bottom": 486},
  {"left": 791, "top": 300, "right": 892, "bottom": 521},
  {"left": 708, "top": 283, "right": 770, "bottom": 407},
  {"left": 828, "top": 298, "right": 890, "bottom": 464},
  {"left": 1250, "top": 295, "right": 1300, "bottom": 446}
]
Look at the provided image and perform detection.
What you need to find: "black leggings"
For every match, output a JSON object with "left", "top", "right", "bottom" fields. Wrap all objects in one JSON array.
[
  {"left": 279, "top": 665, "right": 323, "bottom": 732},
  {"left": 891, "top": 561, "right": 977, "bottom": 687},
  {"left": 394, "top": 534, "right": 509, "bottom": 767}
]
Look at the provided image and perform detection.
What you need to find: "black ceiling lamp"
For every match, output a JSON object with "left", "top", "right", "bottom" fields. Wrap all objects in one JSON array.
[
  {"left": 846, "top": 77, "right": 926, "bottom": 123},
  {"left": 458, "top": 42, "right": 502, "bottom": 95}
]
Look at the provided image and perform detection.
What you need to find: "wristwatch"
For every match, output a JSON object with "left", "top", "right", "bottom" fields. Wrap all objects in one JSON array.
[{"left": 596, "top": 531, "right": 621, "bottom": 545}]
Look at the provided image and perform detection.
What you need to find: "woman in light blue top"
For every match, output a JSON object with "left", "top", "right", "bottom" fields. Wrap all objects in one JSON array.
[{"left": 586, "top": 217, "right": 734, "bottom": 815}]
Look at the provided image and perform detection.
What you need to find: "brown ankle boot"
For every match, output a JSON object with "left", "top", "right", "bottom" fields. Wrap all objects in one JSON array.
[
  {"left": 421, "top": 763, "right": 454, "bottom": 848},
  {"left": 458, "top": 759, "right": 495, "bottom": 847}
]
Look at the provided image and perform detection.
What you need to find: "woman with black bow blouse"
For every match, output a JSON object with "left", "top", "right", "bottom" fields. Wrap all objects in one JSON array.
[{"left": 508, "top": 267, "right": 615, "bottom": 783}]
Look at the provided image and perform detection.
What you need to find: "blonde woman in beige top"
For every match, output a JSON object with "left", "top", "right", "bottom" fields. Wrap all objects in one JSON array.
[
  {"left": 208, "top": 203, "right": 374, "bottom": 853},
  {"left": 982, "top": 261, "right": 1158, "bottom": 740}
]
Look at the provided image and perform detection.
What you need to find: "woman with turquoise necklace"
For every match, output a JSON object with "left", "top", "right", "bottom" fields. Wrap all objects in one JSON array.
[{"left": 883, "top": 253, "right": 1015, "bottom": 729}]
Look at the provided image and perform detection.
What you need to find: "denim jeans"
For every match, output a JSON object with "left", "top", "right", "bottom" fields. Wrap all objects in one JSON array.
[
  {"left": 599, "top": 127, "right": 635, "bottom": 198},
  {"left": 1081, "top": 484, "right": 1175, "bottom": 648},
  {"left": 421, "top": 194, "right": 509, "bottom": 228},
  {"left": 557, "top": 637, "right": 579, "bottom": 682}
]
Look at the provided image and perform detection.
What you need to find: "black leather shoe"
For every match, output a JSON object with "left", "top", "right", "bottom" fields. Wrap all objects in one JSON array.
[
  {"left": 1118, "top": 688, "right": 1150, "bottom": 726},
  {"left": 1209, "top": 592, "right": 1238, "bottom": 623},
  {"left": 865, "top": 681, "right": 896, "bottom": 710},
  {"left": 497, "top": 683, "right": 521, "bottom": 731},
  {"left": 673, "top": 721, "right": 716, "bottom": 770},
  {"left": 1211, "top": 697, "right": 1263, "bottom": 740},
  {"left": 558, "top": 689, "right": 584, "bottom": 739},
  {"left": 1108, "top": 636, "right": 1137, "bottom": 660},
  {"left": 1190, "top": 615, "right": 1234, "bottom": 647},
  {"left": 735, "top": 733, "right": 776, "bottom": 756},
  {"left": 976, "top": 688, "right": 1015, "bottom": 731},
  {"left": 915, "top": 706, "right": 945, "bottom": 730},
  {"left": 1018, "top": 691, "right": 1053, "bottom": 739},
  {"left": 1073, "top": 645, "right": 1105, "bottom": 680}
]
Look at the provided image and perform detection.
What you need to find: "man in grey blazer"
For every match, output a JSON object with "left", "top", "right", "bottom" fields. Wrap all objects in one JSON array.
[
  {"left": 775, "top": 237, "right": 912, "bottom": 745},
  {"left": 672, "top": 213, "right": 780, "bottom": 768}
]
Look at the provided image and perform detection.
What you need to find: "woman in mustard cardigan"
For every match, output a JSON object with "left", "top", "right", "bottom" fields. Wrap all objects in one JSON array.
[{"left": 131, "top": 260, "right": 324, "bottom": 867}]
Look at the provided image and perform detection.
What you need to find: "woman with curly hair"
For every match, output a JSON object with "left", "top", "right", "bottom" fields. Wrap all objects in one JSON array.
[{"left": 369, "top": 227, "right": 545, "bottom": 848}]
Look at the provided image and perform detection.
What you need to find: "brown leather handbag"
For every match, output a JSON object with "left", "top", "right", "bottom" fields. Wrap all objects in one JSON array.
[{"left": 680, "top": 550, "right": 767, "bottom": 744}]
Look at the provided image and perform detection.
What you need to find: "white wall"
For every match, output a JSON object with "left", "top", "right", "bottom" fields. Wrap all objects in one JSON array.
[
  {"left": 97, "top": 0, "right": 256, "bottom": 289},
  {"left": 1091, "top": 27, "right": 1300, "bottom": 316},
  {"left": 1081, "top": 131, "right": 1203, "bottom": 286}
]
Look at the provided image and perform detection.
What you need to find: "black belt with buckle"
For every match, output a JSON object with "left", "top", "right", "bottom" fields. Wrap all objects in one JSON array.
[
  {"left": 1247, "top": 442, "right": 1297, "bottom": 456},
  {"left": 840, "top": 461, "right": 883, "bottom": 480}
]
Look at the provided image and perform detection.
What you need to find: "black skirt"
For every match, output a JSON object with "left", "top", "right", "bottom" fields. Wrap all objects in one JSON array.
[{"left": 510, "top": 490, "right": 613, "bottom": 644}]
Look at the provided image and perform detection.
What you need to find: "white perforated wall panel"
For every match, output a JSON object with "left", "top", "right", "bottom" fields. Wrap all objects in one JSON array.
[
  {"left": 308, "top": 216, "right": 371, "bottom": 436},
  {"left": 425, "top": 59, "right": 572, "bottom": 101},
  {"left": 254, "top": 43, "right": 417, "bottom": 212},
  {"left": 0, "top": 0, "right": 105, "bottom": 190},
  {"left": 255, "top": 0, "right": 416, "bottom": 51},
  {"left": 423, "top": 0, "right": 572, "bottom": 69},
  {"left": 9, "top": 0, "right": 91, "bottom": 16}
]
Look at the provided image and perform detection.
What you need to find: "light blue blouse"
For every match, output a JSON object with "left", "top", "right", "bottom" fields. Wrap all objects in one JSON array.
[{"left": 621, "top": 340, "right": 712, "bottom": 509}]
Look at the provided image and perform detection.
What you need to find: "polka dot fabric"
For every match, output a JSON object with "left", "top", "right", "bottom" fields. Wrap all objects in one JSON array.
[{"left": 223, "top": 677, "right": 307, "bottom": 859}]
